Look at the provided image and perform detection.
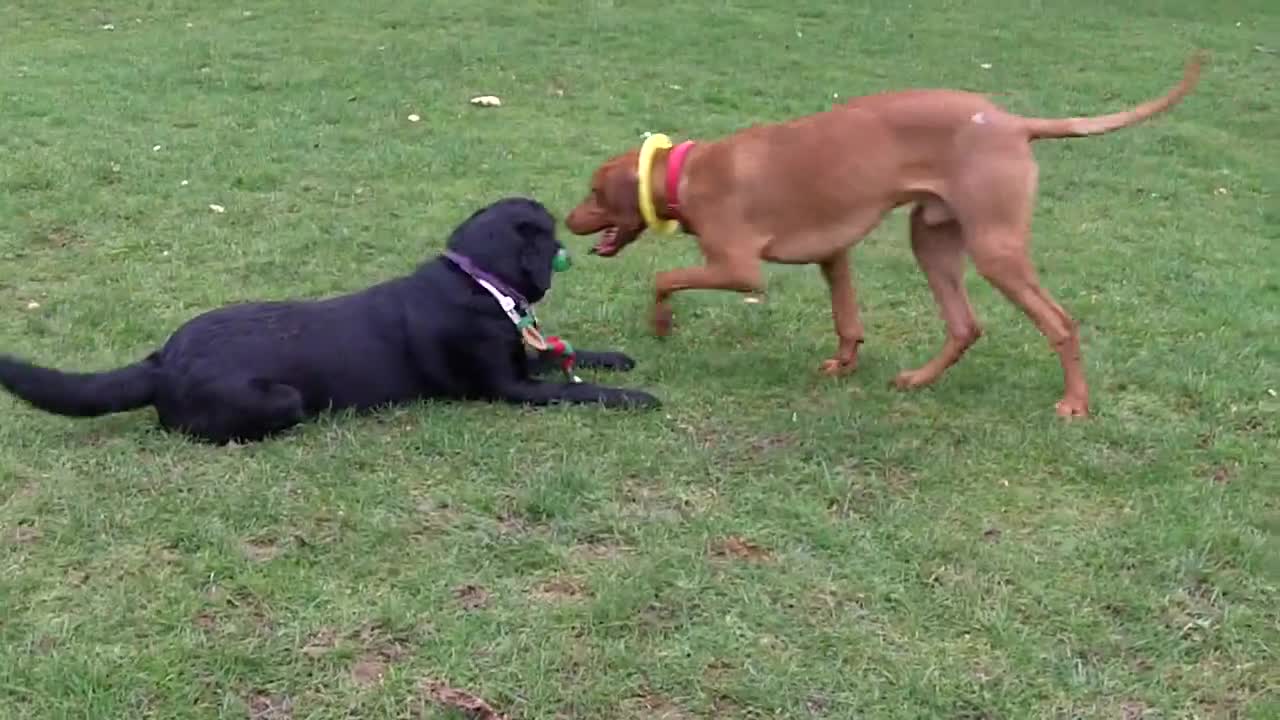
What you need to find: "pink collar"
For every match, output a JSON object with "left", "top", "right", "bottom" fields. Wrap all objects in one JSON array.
[{"left": 664, "top": 141, "right": 695, "bottom": 220}]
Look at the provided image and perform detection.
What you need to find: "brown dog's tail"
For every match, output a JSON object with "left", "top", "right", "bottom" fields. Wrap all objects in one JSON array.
[{"left": 1020, "top": 51, "right": 1205, "bottom": 141}]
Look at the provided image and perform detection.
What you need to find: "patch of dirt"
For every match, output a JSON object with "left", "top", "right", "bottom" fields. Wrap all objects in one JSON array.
[
  {"left": 412, "top": 497, "right": 461, "bottom": 535},
  {"left": 709, "top": 535, "right": 772, "bottom": 563},
  {"left": 747, "top": 432, "right": 797, "bottom": 455},
  {"left": 240, "top": 538, "right": 283, "bottom": 562},
  {"left": 639, "top": 602, "right": 679, "bottom": 632},
  {"left": 4, "top": 480, "right": 41, "bottom": 504},
  {"left": 39, "top": 225, "right": 84, "bottom": 248},
  {"left": 358, "top": 623, "right": 410, "bottom": 660},
  {"left": 1194, "top": 694, "right": 1246, "bottom": 720},
  {"left": 981, "top": 527, "right": 1002, "bottom": 542},
  {"left": 1163, "top": 576, "right": 1225, "bottom": 639},
  {"left": 246, "top": 692, "right": 292, "bottom": 719},
  {"left": 10, "top": 524, "right": 41, "bottom": 544},
  {"left": 495, "top": 510, "right": 530, "bottom": 535},
  {"left": 806, "top": 693, "right": 831, "bottom": 716},
  {"left": 419, "top": 678, "right": 510, "bottom": 720},
  {"left": 701, "top": 659, "right": 735, "bottom": 686},
  {"left": 711, "top": 695, "right": 743, "bottom": 717},
  {"left": 1209, "top": 465, "right": 1234, "bottom": 484},
  {"left": 33, "top": 635, "right": 58, "bottom": 655},
  {"left": 216, "top": 587, "right": 275, "bottom": 636},
  {"left": 531, "top": 576, "right": 588, "bottom": 603},
  {"left": 300, "top": 627, "right": 340, "bottom": 658},
  {"left": 155, "top": 547, "right": 182, "bottom": 564},
  {"left": 453, "top": 584, "right": 492, "bottom": 611},
  {"left": 674, "top": 487, "right": 721, "bottom": 519},
  {"left": 618, "top": 692, "right": 695, "bottom": 719},
  {"left": 569, "top": 537, "right": 632, "bottom": 562},
  {"left": 292, "top": 514, "right": 342, "bottom": 548},
  {"left": 673, "top": 418, "right": 722, "bottom": 450},
  {"left": 350, "top": 654, "right": 389, "bottom": 687},
  {"left": 1121, "top": 701, "right": 1150, "bottom": 719}
]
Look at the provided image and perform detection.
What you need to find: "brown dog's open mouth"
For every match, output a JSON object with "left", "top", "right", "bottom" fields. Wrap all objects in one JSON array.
[{"left": 590, "top": 227, "right": 629, "bottom": 257}]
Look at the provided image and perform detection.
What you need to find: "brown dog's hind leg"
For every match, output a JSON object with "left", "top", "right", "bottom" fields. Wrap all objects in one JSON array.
[
  {"left": 818, "top": 250, "right": 864, "bottom": 376},
  {"left": 652, "top": 261, "right": 764, "bottom": 336},
  {"left": 894, "top": 205, "right": 983, "bottom": 390},
  {"left": 967, "top": 227, "right": 1089, "bottom": 418}
]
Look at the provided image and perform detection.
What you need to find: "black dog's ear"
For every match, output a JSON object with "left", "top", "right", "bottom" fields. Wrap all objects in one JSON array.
[{"left": 514, "top": 218, "right": 555, "bottom": 245}]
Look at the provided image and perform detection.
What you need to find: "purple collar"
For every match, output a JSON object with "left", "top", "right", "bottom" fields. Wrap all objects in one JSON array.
[{"left": 442, "top": 250, "right": 530, "bottom": 309}]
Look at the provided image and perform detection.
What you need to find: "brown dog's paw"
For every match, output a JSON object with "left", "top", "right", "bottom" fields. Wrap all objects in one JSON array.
[
  {"left": 819, "top": 357, "right": 858, "bottom": 377},
  {"left": 1055, "top": 397, "right": 1089, "bottom": 419},
  {"left": 652, "top": 304, "right": 674, "bottom": 337},
  {"left": 891, "top": 367, "right": 940, "bottom": 390}
]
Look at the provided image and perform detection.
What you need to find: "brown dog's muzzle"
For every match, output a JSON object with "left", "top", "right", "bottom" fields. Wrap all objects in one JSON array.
[
  {"left": 565, "top": 207, "right": 641, "bottom": 257},
  {"left": 587, "top": 225, "right": 641, "bottom": 257}
]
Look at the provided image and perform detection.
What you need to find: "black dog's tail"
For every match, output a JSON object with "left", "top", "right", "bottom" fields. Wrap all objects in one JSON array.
[{"left": 0, "top": 352, "right": 160, "bottom": 417}]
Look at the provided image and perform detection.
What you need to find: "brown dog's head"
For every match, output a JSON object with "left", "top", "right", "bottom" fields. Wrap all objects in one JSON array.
[{"left": 564, "top": 149, "right": 645, "bottom": 257}]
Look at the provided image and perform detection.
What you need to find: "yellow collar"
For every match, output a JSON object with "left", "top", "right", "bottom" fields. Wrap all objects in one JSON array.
[{"left": 637, "top": 133, "right": 680, "bottom": 235}]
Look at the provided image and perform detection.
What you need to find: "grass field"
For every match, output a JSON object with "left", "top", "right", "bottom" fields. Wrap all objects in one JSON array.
[{"left": 2, "top": 1, "right": 1278, "bottom": 717}]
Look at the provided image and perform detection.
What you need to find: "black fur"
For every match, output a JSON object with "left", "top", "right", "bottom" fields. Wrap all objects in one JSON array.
[{"left": 0, "top": 197, "right": 659, "bottom": 444}]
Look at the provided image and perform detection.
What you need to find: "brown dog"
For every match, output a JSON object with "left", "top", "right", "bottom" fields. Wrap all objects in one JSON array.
[{"left": 565, "top": 53, "right": 1204, "bottom": 418}]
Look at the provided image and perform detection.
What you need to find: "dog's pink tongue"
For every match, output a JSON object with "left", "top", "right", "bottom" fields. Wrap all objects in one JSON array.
[{"left": 592, "top": 228, "right": 619, "bottom": 256}]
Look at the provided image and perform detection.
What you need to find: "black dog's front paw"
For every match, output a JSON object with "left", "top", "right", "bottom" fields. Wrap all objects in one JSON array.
[{"left": 577, "top": 351, "right": 637, "bottom": 372}]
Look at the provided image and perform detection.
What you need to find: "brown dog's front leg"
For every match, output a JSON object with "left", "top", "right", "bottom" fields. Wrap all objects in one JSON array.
[
  {"left": 818, "top": 251, "right": 864, "bottom": 376},
  {"left": 653, "top": 262, "right": 764, "bottom": 336}
]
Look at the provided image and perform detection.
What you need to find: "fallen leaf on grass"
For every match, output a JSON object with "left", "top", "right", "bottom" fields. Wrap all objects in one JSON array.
[
  {"left": 469, "top": 95, "right": 502, "bottom": 107},
  {"left": 420, "top": 678, "right": 510, "bottom": 720},
  {"left": 208, "top": 203, "right": 226, "bottom": 213},
  {"left": 710, "top": 535, "right": 772, "bottom": 562}
]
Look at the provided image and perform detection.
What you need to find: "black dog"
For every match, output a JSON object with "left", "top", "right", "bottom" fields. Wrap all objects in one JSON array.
[{"left": 0, "top": 197, "right": 658, "bottom": 443}]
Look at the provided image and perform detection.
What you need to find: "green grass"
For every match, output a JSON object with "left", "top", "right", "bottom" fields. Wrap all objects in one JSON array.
[{"left": 2, "top": 0, "right": 1278, "bottom": 717}]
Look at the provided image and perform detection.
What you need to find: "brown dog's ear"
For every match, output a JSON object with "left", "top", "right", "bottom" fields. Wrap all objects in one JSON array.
[{"left": 601, "top": 164, "right": 641, "bottom": 225}]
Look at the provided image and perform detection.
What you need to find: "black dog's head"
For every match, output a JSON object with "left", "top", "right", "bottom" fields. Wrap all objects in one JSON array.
[{"left": 445, "top": 197, "right": 566, "bottom": 304}]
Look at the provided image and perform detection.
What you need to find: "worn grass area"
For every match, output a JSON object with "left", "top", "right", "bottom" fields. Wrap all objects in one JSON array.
[{"left": 2, "top": 0, "right": 1278, "bottom": 718}]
